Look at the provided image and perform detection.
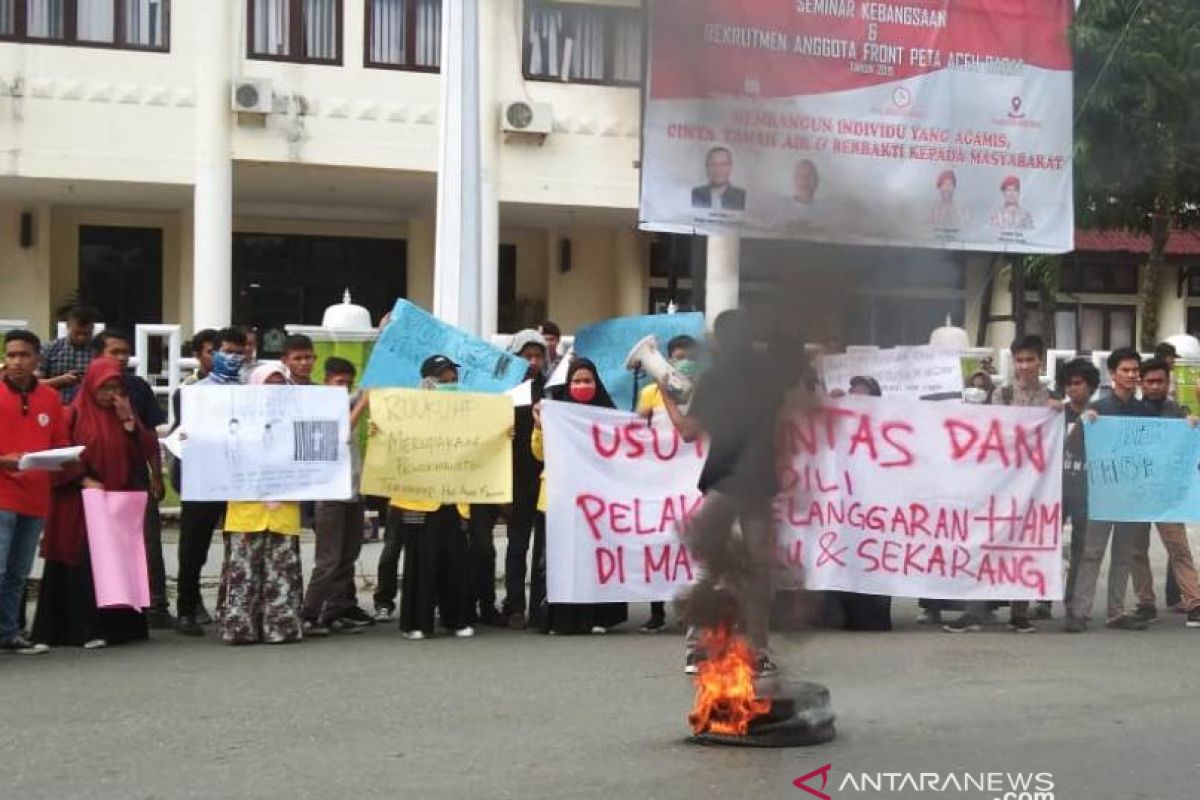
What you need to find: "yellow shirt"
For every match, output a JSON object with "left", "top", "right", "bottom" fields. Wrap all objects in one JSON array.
[
  {"left": 224, "top": 502, "right": 302, "bottom": 535},
  {"left": 532, "top": 427, "right": 547, "bottom": 512},
  {"left": 388, "top": 496, "right": 470, "bottom": 518},
  {"left": 637, "top": 384, "right": 665, "bottom": 415}
]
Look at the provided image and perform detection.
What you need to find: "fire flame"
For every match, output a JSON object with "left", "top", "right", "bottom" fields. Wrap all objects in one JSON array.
[{"left": 688, "top": 625, "right": 770, "bottom": 736}]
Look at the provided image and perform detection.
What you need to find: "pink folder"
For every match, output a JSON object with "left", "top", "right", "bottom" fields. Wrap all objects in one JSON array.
[{"left": 82, "top": 488, "right": 150, "bottom": 610}]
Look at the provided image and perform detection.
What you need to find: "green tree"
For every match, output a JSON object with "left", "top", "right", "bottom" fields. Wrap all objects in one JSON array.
[{"left": 1073, "top": 0, "right": 1200, "bottom": 348}]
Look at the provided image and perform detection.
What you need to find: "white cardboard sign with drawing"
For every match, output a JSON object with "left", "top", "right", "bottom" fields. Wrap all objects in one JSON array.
[{"left": 179, "top": 385, "right": 352, "bottom": 502}]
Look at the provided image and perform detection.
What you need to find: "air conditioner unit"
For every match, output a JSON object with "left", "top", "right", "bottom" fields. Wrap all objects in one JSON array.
[
  {"left": 500, "top": 100, "right": 552, "bottom": 136},
  {"left": 232, "top": 78, "right": 273, "bottom": 114}
]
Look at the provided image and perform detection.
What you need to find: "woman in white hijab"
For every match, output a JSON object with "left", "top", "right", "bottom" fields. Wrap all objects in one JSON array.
[{"left": 217, "top": 363, "right": 306, "bottom": 644}]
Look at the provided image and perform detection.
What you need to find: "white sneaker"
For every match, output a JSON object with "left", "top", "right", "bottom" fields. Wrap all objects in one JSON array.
[
  {"left": 1, "top": 636, "right": 49, "bottom": 655},
  {"left": 590, "top": 626, "right": 608, "bottom": 635},
  {"left": 83, "top": 639, "right": 108, "bottom": 650},
  {"left": 454, "top": 626, "right": 475, "bottom": 639},
  {"left": 402, "top": 630, "right": 425, "bottom": 641}
]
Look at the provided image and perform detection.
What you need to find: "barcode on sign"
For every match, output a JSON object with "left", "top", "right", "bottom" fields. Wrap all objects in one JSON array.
[{"left": 293, "top": 420, "right": 339, "bottom": 462}]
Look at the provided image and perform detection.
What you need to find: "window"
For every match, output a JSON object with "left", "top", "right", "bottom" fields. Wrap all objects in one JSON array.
[
  {"left": 0, "top": 0, "right": 168, "bottom": 49},
  {"left": 1053, "top": 304, "right": 1136, "bottom": 352},
  {"left": 365, "top": 0, "right": 440, "bottom": 70},
  {"left": 524, "top": 1, "right": 642, "bottom": 86},
  {"left": 1188, "top": 306, "right": 1200, "bottom": 338},
  {"left": 847, "top": 296, "right": 966, "bottom": 348},
  {"left": 248, "top": 0, "right": 341, "bottom": 64},
  {"left": 648, "top": 234, "right": 699, "bottom": 312},
  {"left": 233, "top": 233, "right": 406, "bottom": 354},
  {"left": 1058, "top": 258, "right": 1138, "bottom": 294},
  {"left": 79, "top": 226, "right": 164, "bottom": 332}
]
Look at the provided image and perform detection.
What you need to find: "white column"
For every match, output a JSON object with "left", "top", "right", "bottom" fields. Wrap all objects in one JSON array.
[
  {"left": 705, "top": 234, "right": 741, "bottom": 327},
  {"left": 192, "top": 0, "right": 234, "bottom": 331},
  {"left": 433, "top": 0, "right": 483, "bottom": 334},
  {"left": 478, "top": 0, "right": 500, "bottom": 336}
]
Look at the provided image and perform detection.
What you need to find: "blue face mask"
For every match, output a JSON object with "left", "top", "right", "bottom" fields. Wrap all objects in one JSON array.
[{"left": 211, "top": 351, "right": 245, "bottom": 382}]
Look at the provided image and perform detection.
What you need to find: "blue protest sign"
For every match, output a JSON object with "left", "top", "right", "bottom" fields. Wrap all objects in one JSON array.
[
  {"left": 1084, "top": 416, "right": 1200, "bottom": 522},
  {"left": 361, "top": 299, "right": 527, "bottom": 393},
  {"left": 572, "top": 312, "right": 706, "bottom": 411}
]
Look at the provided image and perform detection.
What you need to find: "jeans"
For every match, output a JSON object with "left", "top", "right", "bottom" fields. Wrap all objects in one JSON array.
[
  {"left": 1069, "top": 521, "right": 1147, "bottom": 621},
  {"left": 1062, "top": 494, "right": 1088, "bottom": 609},
  {"left": 176, "top": 501, "right": 224, "bottom": 617},
  {"left": 0, "top": 511, "right": 44, "bottom": 642},
  {"left": 1129, "top": 522, "right": 1200, "bottom": 611},
  {"left": 502, "top": 482, "right": 541, "bottom": 615}
]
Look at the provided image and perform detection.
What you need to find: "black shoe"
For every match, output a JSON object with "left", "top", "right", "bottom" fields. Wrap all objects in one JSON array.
[
  {"left": 1186, "top": 607, "right": 1200, "bottom": 628},
  {"left": 1008, "top": 617, "right": 1037, "bottom": 634},
  {"left": 507, "top": 612, "right": 527, "bottom": 630},
  {"left": 1134, "top": 604, "right": 1158, "bottom": 623},
  {"left": 0, "top": 635, "right": 49, "bottom": 655},
  {"left": 942, "top": 615, "right": 983, "bottom": 633},
  {"left": 684, "top": 650, "right": 707, "bottom": 675},
  {"left": 328, "top": 618, "right": 366, "bottom": 634},
  {"left": 175, "top": 615, "right": 204, "bottom": 636},
  {"left": 338, "top": 606, "right": 375, "bottom": 627},
  {"left": 303, "top": 618, "right": 331, "bottom": 637},
  {"left": 194, "top": 604, "right": 214, "bottom": 626},
  {"left": 146, "top": 608, "right": 175, "bottom": 630},
  {"left": 1106, "top": 614, "right": 1149, "bottom": 631},
  {"left": 481, "top": 609, "right": 507, "bottom": 627},
  {"left": 640, "top": 616, "right": 667, "bottom": 633}
]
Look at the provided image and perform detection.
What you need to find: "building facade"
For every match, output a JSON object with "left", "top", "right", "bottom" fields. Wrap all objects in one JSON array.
[{"left": 0, "top": 1, "right": 1197, "bottom": 356}]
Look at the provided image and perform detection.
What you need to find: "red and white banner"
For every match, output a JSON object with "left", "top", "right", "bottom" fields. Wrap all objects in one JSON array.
[
  {"left": 639, "top": 0, "right": 1075, "bottom": 253},
  {"left": 543, "top": 396, "right": 1063, "bottom": 603}
]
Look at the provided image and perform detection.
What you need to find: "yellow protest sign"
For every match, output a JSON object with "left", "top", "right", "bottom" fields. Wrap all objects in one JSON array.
[
  {"left": 361, "top": 389, "right": 513, "bottom": 503},
  {"left": 1176, "top": 363, "right": 1200, "bottom": 414}
]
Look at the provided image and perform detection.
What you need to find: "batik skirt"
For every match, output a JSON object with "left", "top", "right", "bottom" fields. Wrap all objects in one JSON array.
[{"left": 217, "top": 532, "right": 303, "bottom": 644}]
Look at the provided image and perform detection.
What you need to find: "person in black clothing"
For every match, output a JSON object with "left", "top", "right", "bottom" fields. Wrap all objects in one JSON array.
[
  {"left": 661, "top": 310, "right": 787, "bottom": 674},
  {"left": 1057, "top": 358, "right": 1100, "bottom": 612},
  {"left": 500, "top": 329, "right": 547, "bottom": 629},
  {"left": 170, "top": 327, "right": 247, "bottom": 636},
  {"left": 532, "top": 359, "right": 628, "bottom": 635},
  {"left": 91, "top": 329, "right": 173, "bottom": 629}
]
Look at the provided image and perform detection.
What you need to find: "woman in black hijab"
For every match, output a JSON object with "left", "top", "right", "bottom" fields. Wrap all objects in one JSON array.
[{"left": 531, "top": 359, "right": 628, "bottom": 634}]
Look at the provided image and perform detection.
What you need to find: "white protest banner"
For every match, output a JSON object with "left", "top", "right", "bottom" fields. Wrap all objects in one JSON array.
[
  {"left": 821, "top": 346, "right": 963, "bottom": 400},
  {"left": 544, "top": 396, "right": 1063, "bottom": 603},
  {"left": 640, "top": 0, "right": 1074, "bottom": 254},
  {"left": 180, "top": 385, "right": 352, "bottom": 501},
  {"left": 543, "top": 401, "right": 705, "bottom": 604},
  {"left": 777, "top": 395, "right": 1063, "bottom": 600}
]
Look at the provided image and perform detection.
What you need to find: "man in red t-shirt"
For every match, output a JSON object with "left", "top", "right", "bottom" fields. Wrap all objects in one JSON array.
[{"left": 0, "top": 330, "right": 69, "bottom": 654}]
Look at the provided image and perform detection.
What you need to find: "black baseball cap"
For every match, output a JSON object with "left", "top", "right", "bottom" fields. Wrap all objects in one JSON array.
[{"left": 420, "top": 355, "right": 460, "bottom": 378}]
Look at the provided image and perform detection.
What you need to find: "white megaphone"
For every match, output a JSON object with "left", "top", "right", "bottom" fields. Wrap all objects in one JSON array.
[{"left": 625, "top": 335, "right": 693, "bottom": 404}]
